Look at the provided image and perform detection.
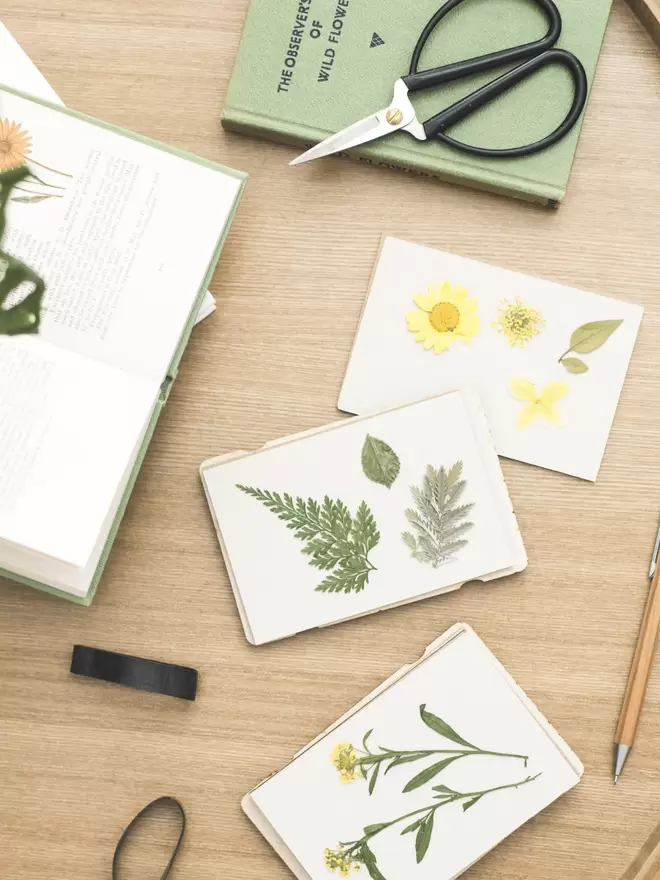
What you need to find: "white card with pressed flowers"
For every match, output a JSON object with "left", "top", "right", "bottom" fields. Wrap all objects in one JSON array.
[
  {"left": 201, "top": 390, "right": 526, "bottom": 645},
  {"left": 243, "top": 623, "right": 583, "bottom": 880},
  {"left": 339, "top": 237, "right": 644, "bottom": 481}
]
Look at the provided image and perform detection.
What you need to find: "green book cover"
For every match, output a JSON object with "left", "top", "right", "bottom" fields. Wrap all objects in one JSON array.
[{"left": 223, "top": 0, "right": 612, "bottom": 204}]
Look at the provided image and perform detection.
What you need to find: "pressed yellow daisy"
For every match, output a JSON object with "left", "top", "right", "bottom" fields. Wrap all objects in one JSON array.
[
  {"left": 493, "top": 297, "right": 544, "bottom": 348},
  {"left": 510, "top": 379, "right": 568, "bottom": 428},
  {"left": 0, "top": 120, "right": 32, "bottom": 172},
  {"left": 407, "top": 281, "right": 480, "bottom": 354},
  {"left": 324, "top": 847, "right": 361, "bottom": 875},
  {"left": 331, "top": 741, "right": 359, "bottom": 783}
]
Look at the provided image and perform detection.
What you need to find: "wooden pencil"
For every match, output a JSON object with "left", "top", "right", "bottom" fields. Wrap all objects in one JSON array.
[
  {"left": 627, "top": 0, "right": 660, "bottom": 49},
  {"left": 620, "top": 818, "right": 660, "bottom": 879}
]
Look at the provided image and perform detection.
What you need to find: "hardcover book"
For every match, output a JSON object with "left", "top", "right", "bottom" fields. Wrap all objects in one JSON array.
[
  {"left": 201, "top": 389, "right": 526, "bottom": 645},
  {"left": 223, "top": 0, "right": 612, "bottom": 204},
  {"left": 243, "top": 622, "right": 583, "bottom": 879},
  {"left": 0, "top": 83, "right": 246, "bottom": 604}
]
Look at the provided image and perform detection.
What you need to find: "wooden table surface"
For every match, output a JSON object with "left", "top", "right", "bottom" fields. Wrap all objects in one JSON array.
[{"left": 2, "top": 2, "right": 660, "bottom": 878}]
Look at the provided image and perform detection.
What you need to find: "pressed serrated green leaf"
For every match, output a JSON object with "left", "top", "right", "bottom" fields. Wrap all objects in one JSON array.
[
  {"left": 462, "top": 794, "right": 484, "bottom": 812},
  {"left": 569, "top": 319, "right": 623, "bottom": 353},
  {"left": 419, "top": 705, "right": 477, "bottom": 749},
  {"left": 415, "top": 813, "right": 433, "bottom": 863},
  {"left": 361, "top": 434, "right": 401, "bottom": 488},
  {"left": 402, "top": 755, "right": 464, "bottom": 792},
  {"left": 238, "top": 486, "right": 379, "bottom": 594},
  {"left": 445, "top": 461, "right": 462, "bottom": 489},
  {"left": 560, "top": 356, "right": 589, "bottom": 374}
]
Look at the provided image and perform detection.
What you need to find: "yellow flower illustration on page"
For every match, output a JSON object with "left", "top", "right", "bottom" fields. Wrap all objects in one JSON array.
[
  {"left": 510, "top": 379, "right": 568, "bottom": 428},
  {"left": 407, "top": 281, "right": 480, "bottom": 354},
  {"left": 331, "top": 741, "right": 359, "bottom": 783},
  {"left": 0, "top": 120, "right": 32, "bottom": 171}
]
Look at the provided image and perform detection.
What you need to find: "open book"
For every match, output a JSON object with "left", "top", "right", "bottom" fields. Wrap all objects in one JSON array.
[
  {"left": 243, "top": 623, "right": 583, "bottom": 880},
  {"left": 201, "top": 389, "right": 526, "bottom": 644},
  {"left": 0, "top": 21, "right": 217, "bottom": 323},
  {"left": 0, "top": 84, "right": 246, "bottom": 601}
]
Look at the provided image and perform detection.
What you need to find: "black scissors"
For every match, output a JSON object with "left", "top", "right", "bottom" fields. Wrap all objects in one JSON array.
[{"left": 290, "top": 0, "right": 587, "bottom": 165}]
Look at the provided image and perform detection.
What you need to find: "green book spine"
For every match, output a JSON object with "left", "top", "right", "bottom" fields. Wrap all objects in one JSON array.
[{"left": 223, "top": 0, "right": 612, "bottom": 204}]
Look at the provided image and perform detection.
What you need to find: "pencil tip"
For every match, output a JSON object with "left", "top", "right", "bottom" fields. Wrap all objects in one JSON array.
[{"left": 614, "top": 774, "right": 619, "bottom": 785}]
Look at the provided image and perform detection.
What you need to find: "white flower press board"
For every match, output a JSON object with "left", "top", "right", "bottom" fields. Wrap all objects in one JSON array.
[
  {"left": 201, "top": 390, "right": 526, "bottom": 645},
  {"left": 243, "top": 624, "right": 583, "bottom": 880},
  {"left": 338, "top": 237, "right": 644, "bottom": 481}
]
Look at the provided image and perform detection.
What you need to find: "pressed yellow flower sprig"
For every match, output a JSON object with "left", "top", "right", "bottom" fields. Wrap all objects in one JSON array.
[
  {"left": 493, "top": 296, "right": 545, "bottom": 348},
  {"left": 324, "top": 774, "right": 541, "bottom": 876},
  {"left": 407, "top": 281, "right": 480, "bottom": 354},
  {"left": 331, "top": 705, "right": 528, "bottom": 796}
]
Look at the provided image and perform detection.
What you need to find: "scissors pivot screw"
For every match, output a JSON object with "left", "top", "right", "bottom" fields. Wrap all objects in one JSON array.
[{"left": 386, "top": 108, "right": 403, "bottom": 126}]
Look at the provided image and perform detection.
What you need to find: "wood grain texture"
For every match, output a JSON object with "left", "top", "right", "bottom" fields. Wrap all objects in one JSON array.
[
  {"left": 616, "top": 564, "right": 660, "bottom": 747},
  {"left": 627, "top": 0, "right": 660, "bottom": 47},
  {"left": 621, "top": 819, "right": 660, "bottom": 879},
  {"left": 1, "top": 1, "right": 660, "bottom": 878}
]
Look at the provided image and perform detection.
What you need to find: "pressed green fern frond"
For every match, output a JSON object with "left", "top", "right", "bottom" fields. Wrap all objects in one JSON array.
[
  {"left": 402, "top": 461, "right": 474, "bottom": 568},
  {"left": 237, "top": 486, "right": 379, "bottom": 594}
]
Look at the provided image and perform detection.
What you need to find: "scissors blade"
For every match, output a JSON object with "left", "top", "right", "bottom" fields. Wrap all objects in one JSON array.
[{"left": 289, "top": 111, "right": 389, "bottom": 166}]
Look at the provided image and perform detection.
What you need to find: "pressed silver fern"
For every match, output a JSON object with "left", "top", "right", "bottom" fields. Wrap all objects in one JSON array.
[{"left": 402, "top": 461, "right": 474, "bottom": 568}]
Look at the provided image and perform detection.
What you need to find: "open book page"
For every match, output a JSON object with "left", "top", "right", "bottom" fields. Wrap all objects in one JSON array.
[
  {"left": 248, "top": 626, "right": 581, "bottom": 880},
  {"left": 0, "top": 22, "right": 216, "bottom": 326},
  {"left": 0, "top": 336, "right": 156, "bottom": 568},
  {"left": 0, "top": 86, "right": 241, "bottom": 383},
  {"left": 202, "top": 392, "right": 516, "bottom": 644}
]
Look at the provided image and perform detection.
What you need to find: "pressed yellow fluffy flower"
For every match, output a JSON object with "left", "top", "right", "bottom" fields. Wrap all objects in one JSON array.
[
  {"left": 407, "top": 281, "right": 480, "bottom": 354},
  {"left": 331, "top": 741, "right": 359, "bottom": 782},
  {"left": 0, "top": 119, "right": 32, "bottom": 172},
  {"left": 510, "top": 379, "right": 568, "bottom": 428},
  {"left": 324, "top": 847, "right": 361, "bottom": 875},
  {"left": 494, "top": 297, "right": 544, "bottom": 348}
]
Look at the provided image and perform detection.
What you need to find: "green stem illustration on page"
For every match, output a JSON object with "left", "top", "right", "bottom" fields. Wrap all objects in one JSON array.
[
  {"left": 236, "top": 486, "right": 380, "bottom": 594},
  {"left": 326, "top": 705, "right": 539, "bottom": 878},
  {"left": 0, "top": 165, "right": 46, "bottom": 335}
]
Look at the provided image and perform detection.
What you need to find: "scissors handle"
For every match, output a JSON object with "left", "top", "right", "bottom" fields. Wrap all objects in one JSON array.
[
  {"left": 423, "top": 48, "right": 588, "bottom": 157},
  {"left": 403, "top": 0, "right": 562, "bottom": 93}
]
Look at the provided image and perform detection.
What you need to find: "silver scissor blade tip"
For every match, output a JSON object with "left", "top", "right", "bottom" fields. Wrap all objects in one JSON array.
[{"left": 289, "top": 113, "right": 386, "bottom": 167}]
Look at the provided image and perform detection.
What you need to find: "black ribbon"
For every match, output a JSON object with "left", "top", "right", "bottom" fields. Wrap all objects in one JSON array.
[
  {"left": 113, "top": 797, "right": 186, "bottom": 880},
  {"left": 70, "top": 645, "right": 197, "bottom": 701}
]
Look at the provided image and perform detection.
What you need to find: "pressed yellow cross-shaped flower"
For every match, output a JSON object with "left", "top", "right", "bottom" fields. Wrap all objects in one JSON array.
[
  {"left": 407, "top": 281, "right": 480, "bottom": 353},
  {"left": 510, "top": 378, "right": 569, "bottom": 428}
]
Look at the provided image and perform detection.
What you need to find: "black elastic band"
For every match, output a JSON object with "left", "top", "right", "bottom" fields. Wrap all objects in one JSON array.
[
  {"left": 70, "top": 645, "right": 197, "bottom": 701},
  {"left": 113, "top": 797, "right": 186, "bottom": 880}
]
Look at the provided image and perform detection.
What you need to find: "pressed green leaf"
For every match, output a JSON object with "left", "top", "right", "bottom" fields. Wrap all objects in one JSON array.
[
  {"left": 445, "top": 461, "right": 463, "bottom": 490},
  {"left": 401, "top": 817, "right": 425, "bottom": 835},
  {"left": 364, "top": 822, "right": 389, "bottom": 836},
  {"left": 561, "top": 356, "right": 588, "bottom": 374},
  {"left": 362, "top": 729, "right": 373, "bottom": 752},
  {"left": 360, "top": 844, "right": 387, "bottom": 880},
  {"left": 462, "top": 795, "right": 484, "bottom": 812},
  {"left": 433, "top": 784, "right": 459, "bottom": 795},
  {"left": 415, "top": 813, "right": 434, "bottom": 863},
  {"left": 384, "top": 753, "right": 427, "bottom": 775},
  {"left": 402, "top": 755, "right": 463, "bottom": 792},
  {"left": 11, "top": 194, "right": 54, "bottom": 203},
  {"left": 361, "top": 435, "right": 401, "bottom": 488},
  {"left": 569, "top": 319, "right": 623, "bottom": 354},
  {"left": 419, "top": 705, "right": 477, "bottom": 749},
  {"left": 368, "top": 760, "right": 380, "bottom": 796}
]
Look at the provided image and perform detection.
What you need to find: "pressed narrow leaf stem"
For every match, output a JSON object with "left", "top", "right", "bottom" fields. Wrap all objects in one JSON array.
[{"left": 27, "top": 158, "right": 73, "bottom": 177}]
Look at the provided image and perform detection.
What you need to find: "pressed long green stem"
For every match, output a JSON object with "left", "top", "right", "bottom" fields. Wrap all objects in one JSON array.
[
  {"left": 341, "top": 773, "right": 541, "bottom": 859},
  {"left": 357, "top": 746, "right": 528, "bottom": 766}
]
